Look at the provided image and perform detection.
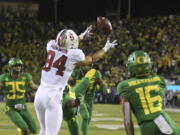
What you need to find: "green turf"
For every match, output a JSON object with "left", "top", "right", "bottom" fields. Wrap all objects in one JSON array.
[{"left": 0, "top": 103, "right": 180, "bottom": 135}]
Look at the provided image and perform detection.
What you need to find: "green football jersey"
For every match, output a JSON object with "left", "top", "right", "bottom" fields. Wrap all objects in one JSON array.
[
  {"left": 84, "top": 70, "right": 102, "bottom": 101},
  {"left": 0, "top": 73, "right": 32, "bottom": 106},
  {"left": 71, "top": 69, "right": 84, "bottom": 84},
  {"left": 72, "top": 69, "right": 102, "bottom": 101},
  {"left": 117, "top": 75, "right": 166, "bottom": 124}
]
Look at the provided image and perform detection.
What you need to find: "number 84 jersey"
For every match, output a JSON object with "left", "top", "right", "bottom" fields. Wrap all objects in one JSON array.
[
  {"left": 117, "top": 75, "right": 166, "bottom": 124},
  {"left": 41, "top": 40, "right": 85, "bottom": 89}
]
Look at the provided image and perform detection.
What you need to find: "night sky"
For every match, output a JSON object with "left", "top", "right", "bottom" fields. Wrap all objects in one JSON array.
[{"left": 39, "top": 0, "right": 180, "bottom": 22}]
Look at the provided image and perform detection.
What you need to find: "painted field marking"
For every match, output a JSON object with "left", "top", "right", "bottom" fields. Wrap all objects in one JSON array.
[
  {"left": 92, "top": 117, "right": 123, "bottom": 122},
  {"left": 95, "top": 124, "right": 139, "bottom": 130},
  {"left": 165, "top": 108, "right": 180, "bottom": 113}
]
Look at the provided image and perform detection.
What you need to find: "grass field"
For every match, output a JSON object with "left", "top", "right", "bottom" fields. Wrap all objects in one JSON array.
[{"left": 0, "top": 103, "right": 180, "bottom": 135}]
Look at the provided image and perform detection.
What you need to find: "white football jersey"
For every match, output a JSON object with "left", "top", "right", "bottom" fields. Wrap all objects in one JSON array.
[{"left": 40, "top": 40, "right": 85, "bottom": 89}]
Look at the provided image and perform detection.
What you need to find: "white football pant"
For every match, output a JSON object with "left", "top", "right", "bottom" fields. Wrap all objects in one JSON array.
[{"left": 34, "top": 86, "right": 63, "bottom": 135}]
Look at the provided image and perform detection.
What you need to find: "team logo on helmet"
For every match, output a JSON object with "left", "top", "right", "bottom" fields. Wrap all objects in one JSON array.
[
  {"left": 56, "top": 29, "right": 79, "bottom": 49},
  {"left": 136, "top": 56, "right": 149, "bottom": 64},
  {"left": 127, "top": 51, "right": 152, "bottom": 77}
]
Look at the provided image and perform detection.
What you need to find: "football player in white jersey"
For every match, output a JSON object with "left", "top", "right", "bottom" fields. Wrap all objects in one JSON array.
[{"left": 34, "top": 26, "right": 117, "bottom": 135}]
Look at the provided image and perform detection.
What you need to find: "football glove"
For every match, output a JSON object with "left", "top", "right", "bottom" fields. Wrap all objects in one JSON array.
[
  {"left": 79, "top": 25, "right": 93, "bottom": 40},
  {"left": 103, "top": 39, "right": 118, "bottom": 52},
  {"left": 85, "top": 69, "right": 96, "bottom": 79}
]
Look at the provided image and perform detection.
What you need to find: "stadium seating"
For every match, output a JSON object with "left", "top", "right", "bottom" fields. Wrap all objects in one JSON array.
[{"left": 0, "top": 6, "right": 179, "bottom": 104}]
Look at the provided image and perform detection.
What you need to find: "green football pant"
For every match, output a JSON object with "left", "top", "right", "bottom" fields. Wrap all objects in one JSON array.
[
  {"left": 5, "top": 107, "right": 37, "bottom": 134},
  {"left": 73, "top": 76, "right": 94, "bottom": 135},
  {"left": 74, "top": 77, "right": 90, "bottom": 98},
  {"left": 140, "top": 112, "right": 180, "bottom": 135},
  {"left": 65, "top": 117, "right": 80, "bottom": 135},
  {"left": 80, "top": 101, "right": 93, "bottom": 135}
]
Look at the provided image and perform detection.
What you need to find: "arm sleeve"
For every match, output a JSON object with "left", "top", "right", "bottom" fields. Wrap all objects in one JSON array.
[
  {"left": 71, "top": 69, "right": 78, "bottom": 80},
  {"left": 117, "top": 82, "right": 129, "bottom": 98},
  {"left": 96, "top": 70, "right": 102, "bottom": 79},
  {"left": 74, "top": 77, "right": 90, "bottom": 98},
  {"left": 159, "top": 76, "right": 167, "bottom": 96},
  {"left": 69, "top": 49, "right": 85, "bottom": 63},
  {"left": 26, "top": 73, "right": 32, "bottom": 82},
  {"left": 46, "top": 40, "right": 56, "bottom": 52},
  {"left": 96, "top": 71, "right": 107, "bottom": 93}
]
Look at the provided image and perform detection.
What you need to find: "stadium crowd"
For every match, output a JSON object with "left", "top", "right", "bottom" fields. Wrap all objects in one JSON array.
[{"left": 0, "top": 6, "right": 179, "bottom": 105}]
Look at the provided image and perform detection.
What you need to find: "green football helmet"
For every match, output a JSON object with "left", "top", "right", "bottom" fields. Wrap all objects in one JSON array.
[
  {"left": 8, "top": 58, "right": 23, "bottom": 75},
  {"left": 127, "top": 50, "right": 152, "bottom": 77}
]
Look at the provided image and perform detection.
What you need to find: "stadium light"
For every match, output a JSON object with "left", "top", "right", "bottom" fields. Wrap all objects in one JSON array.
[
  {"left": 117, "top": 0, "right": 121, "bottom": 21},
  {"left": 53, "top": 0, "right": 60, "bottom": 23},
  {"left": 127, "top": 0, "right": 131, "bottom": 19}
]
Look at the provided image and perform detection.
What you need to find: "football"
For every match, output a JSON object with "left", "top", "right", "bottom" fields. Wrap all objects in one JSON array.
[{"left": 97, "top": 17, "right": 112, "bottom": 34}]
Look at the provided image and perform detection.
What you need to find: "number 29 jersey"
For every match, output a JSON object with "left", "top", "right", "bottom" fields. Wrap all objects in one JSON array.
[
  {"left": 117, "top": 75, "right": 166, "bottom": 124},
  {"left": 41, "top": 40, "right": 85, "bottom": 89}
]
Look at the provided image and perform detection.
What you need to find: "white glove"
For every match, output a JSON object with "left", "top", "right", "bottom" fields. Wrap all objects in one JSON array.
[
  {"left": 79, "top": 25, "right": 93, "bottom": 40},
  {"left": 103, "top": 39, "right": 118, "bottom": 52}
]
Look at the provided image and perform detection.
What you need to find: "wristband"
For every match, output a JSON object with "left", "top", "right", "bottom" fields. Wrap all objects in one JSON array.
[
  {"left": 79, "top": 34, "right": 84, "bottom": 40},
  {"left": 102, "top": 46, "right": 108, "bottom": 52}
]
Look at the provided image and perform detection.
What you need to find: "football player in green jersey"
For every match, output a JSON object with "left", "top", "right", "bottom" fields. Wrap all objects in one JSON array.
[
  {"left": 0, "top": 58, "right": 39, "bottom": 135},
  {"left": 117, "top": 50, "right": 180, "bottom": 135},
  {"left": 63, "top": 69, "right": 97, "bottom": 135},
  {"left": 63, "top": 85, "right": 81, "bottom": 135},
  {"left": 71, "top": 67, "right": 108, "bottom": 135}
]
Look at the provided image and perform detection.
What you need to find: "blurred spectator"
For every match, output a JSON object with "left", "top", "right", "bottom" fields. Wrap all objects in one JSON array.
[
  {"left": 175, "top": 76, "right": 180, "bottom": 85},
  {"left": 0, "top": 91, "right": 4, "bottom": 102},
  {"left": 0, "top": 53, "right": 7, "bottom": 74},
  {"left": 166, "top": 90, "right": 175, "bottom": 108},
  {"left": 0, "top": 6, "right": 179, "bottom": 105}
]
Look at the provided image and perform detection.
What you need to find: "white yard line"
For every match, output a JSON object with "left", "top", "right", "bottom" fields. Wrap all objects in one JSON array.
[
  {"left": 165, "top": 108, "right": 180, "bottom": 113},
  {"left": 92, "top": 117, "right": 123, "bottom": 122},
  {"left": 95, "top": 124, "right": 139, "bottom": 130}
]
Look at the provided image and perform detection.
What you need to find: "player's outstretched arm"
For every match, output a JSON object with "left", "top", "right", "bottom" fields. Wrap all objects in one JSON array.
[
  {"left": 122, "top": 97, "right": 134, "bottom": 135},
  {"left": 74, "top": 69, "right": 96, "bottom": 98},
  {"left": 79, "top": 25, "right": 93, "bottom": 40},
  {"left": 96, "top": 71, "right": 108, "bottom": 94},
  {"left": 76, "top": 39, "right": 118, "bottom": 66},
  {"left": 98, "top": 79, "right": 108, "bottom": 94}
]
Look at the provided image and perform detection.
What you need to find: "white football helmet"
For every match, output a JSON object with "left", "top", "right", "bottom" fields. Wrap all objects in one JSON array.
[{"left": 56, "top": 29, "right": 79, "bottom": 49}]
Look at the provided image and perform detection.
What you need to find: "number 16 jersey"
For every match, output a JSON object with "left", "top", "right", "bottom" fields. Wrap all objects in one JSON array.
[
  {"left": 41, "top": 40, "right": 85, "bottom": 89},
  {"left": 117, "top": 75, "right": 166, "bottom": 124}
]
